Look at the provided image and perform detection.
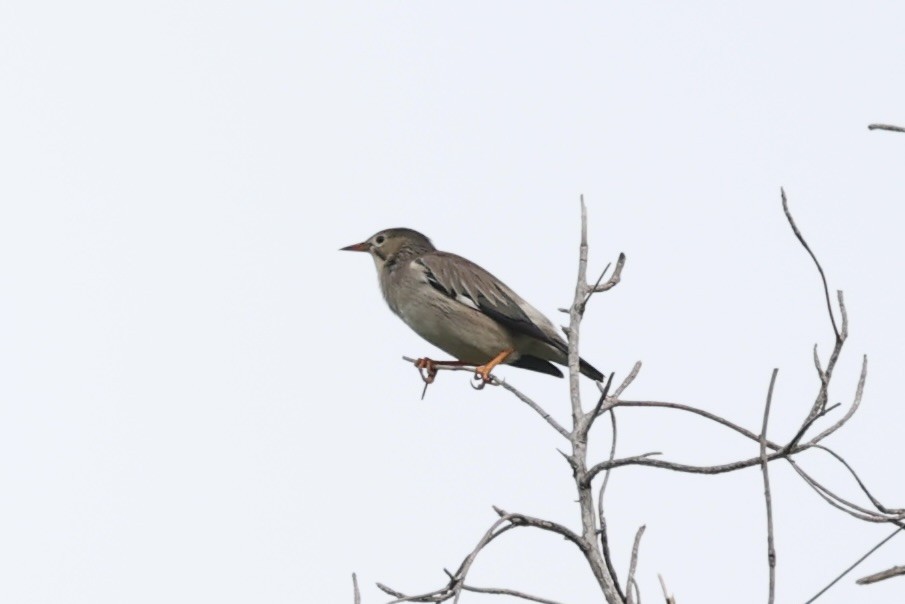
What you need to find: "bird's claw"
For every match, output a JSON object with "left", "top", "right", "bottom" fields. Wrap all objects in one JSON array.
[
  {"left": 414, "top": 357, "right": 439, "bottom": 384},
  {"left": 471, "top": 368, "right": 494, "bottom": 389}
]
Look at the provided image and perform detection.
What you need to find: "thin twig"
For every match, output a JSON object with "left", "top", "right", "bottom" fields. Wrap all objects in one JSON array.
[
  {"left": 625, "top": 525, "right": 646, "bottom": 604},
  {"left": 599, "top": 412, "right": 619, "bottom": 502},
  {"left": 499, "top": 379, "right": 571, "bottom": 439},
  {"left": 781, "top": 188, "right": 839, "bottom": 338},
  {"left": 805, "top": 527, "right": 904, "bottom": 603},
  {"left": 760, "top": 369, "right": 779, "bottom": 604},
  {"left": 806, "top": 355, "right": 867, "bottom": 446},
  {"left": 593, "top": 373, "right": 615, "bottom": 421},
  {"left": 582, "top": 261, "right": 613, "bottom": 308},
  {"left": 598, "top": 409, "right": 625, "bottom": 603},
  {"left": 658, "top": 574, "right": 676, "bottom": 604},
  {"left": 868, "top": 123, "right": 905, "bottom": 132},
  {"left": 608, "top": 361, "right": 642, "bottom": 400},
  {"left": 857, "top": 565, "right": 905, "bottom": 585},
  {"left": 449, "top": 519, "right": 517, "bottom": 604},
  {"left": 401, "top": 356, "right": 571, "bottom": 440},
  {"left": 584, "top": 448, "right": 799, "bottom": 485},
  {"left": 592, "top": 253, "right": 627, "bottom": 293},
  {"left": 810, "top": 445, "right": 904, "bottom": 515},
  {"left": 377, "top": 517, "right": 517, "bottom": 603},
  {"left": 460, "top": 584, "right": 566, "bottom": 603},
  {"left": 611, "top": 400, "right": 782, "bottom": 449},
  {"left": 494, "top": 507, "right": 587, "bottom": 552},
  {"left": 787, "top": 460, "right": 905, "bottom": 523},
  {"left": 583, "top": 373, "right": 614, "bottom": 439}
]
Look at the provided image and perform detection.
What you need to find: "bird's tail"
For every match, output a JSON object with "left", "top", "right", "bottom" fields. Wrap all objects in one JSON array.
[{"left": 579, "top": 357, "right": 604, "bottom": 382}]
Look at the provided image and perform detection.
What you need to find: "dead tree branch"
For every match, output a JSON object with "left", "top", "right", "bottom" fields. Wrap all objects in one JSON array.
[
  {"left": 868, "top": 123, "right": 905, "bottom": 133},
  {"left": 857, "top": 565, "right": 905, "bottom": 585},
  {"left": 760, "top": 369, "right": 779, "bottom": 604},
  {"left": 658, "top": 575, "right": 676, "bottom": 604},
  {"left": 625, "top": 525, "right": 646, "bottom": 604},
  {"left": 459, "top": 584, "right": 566, "bottom": 604}
]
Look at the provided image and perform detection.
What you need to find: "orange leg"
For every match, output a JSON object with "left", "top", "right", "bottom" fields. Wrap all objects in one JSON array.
[
  {"left": 474, "top": 349, "right": 514, "bottom": 384},
  {"left": 413, "top": 357, "right": 473, "bottom": 384}
]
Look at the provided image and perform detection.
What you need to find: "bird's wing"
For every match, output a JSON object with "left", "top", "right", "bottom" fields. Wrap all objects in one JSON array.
[{"left": 413, "top": 252, "right": 567, "bottom": 353}]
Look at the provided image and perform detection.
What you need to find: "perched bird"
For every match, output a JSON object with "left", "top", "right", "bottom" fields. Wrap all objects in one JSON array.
[{"left": 341, "top": 228, "right": 604, "bottom": 385}]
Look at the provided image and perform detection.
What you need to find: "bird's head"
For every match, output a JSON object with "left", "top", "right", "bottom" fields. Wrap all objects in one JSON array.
[{"left": 340, "top": 228, "right": 435, "bottom": 270}]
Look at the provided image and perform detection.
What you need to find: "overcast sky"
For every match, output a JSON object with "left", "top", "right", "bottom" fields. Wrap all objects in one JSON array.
[{"left": 2, "top": 2, "right": 904, "bottom": 603}]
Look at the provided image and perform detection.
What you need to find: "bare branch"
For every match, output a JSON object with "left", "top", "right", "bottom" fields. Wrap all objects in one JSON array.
[
  {"left": 625, "top": 525, "right": 646, "bottom": 604},
  {"left": 353, "top": 573, "right": 361, "bottom": 604},
  {"left": 568, "top": 196, "right": 591, "bottom": 417},
  {"left": 787, "top": 460, "right": 905, "bottom": 523},
  {"left": 781, "top": 189, "right": 849, "bottom": 449},
  {"left": 810, "top": 445, "right": 905, "bottom": 516},
  {"left": 591, "top": 252, "right": 626, "bottom": 294},
  {"left": 607, "top": 361, "right": 642, "bottom": 400},
  {"left": 460, "top": 584, "right": 567, "bottom": 604},
  {"left": 630, "top": 579, "right": 641, "bottom": 604},
  {"left": 868, "top": 123, "right": 905, "bottom": 133},
  {"left": 377, "top": 517, "right": 518, "bottom": 603},
  {"left": 857, "top": 565, "right": 905, "bottom": 585},
  {"left": 781, "top": 188, "right": 839, "bottom": 338},
  {"left": 838, "top": 289, "right": 849, "bottom": 339},
  {"left": 583, "top": 373, "right": 615, "bottom": 439},
  {"left": 611, "top": 400, "right": 782, "bottom": 450},
  {"left": 401, "top": 356, "right": 571, "bottom": 439},
  {"left": 498, "top": 378, "right": 571, "bottom": 440},
  {"left": 760, "top": 369, "right": 779, "bottom": 604},
  {"left": 598, "top": 409, "right": 625, "bottom": 603},
  {"left": 588, "top": 260, "right": 613, "bottom": 295},
  {"left": 658, "top": 574, "right": 676, "bottom": 604},
  {"left": 496, "top": 507, "right": 587, "bottom": 552},
  {"left": 599, "top": 411, "right": 619, "bottom": 502},
  {"left": 585, "top": 448, "right": 802, "bottom": 484},
  {"left": 806, "top": 355, "right": 867, "bottom": 446},
  {"left": 565, "top": 197, "right": 626, "bottom": 603}
]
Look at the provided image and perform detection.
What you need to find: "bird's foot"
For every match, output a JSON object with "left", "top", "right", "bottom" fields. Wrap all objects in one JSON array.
[
  {"left": 413, "top": 357, "right": 475, "bottom": 399},
  {"left": 471, "top": 349, "right": 515, "bottom": 389},
  {"left": 413, "top": 357, "right": 440, "bottom": 384}
]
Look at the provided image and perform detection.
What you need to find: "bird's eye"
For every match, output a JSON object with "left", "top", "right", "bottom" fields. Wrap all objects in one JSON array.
[{"left": 375, "top": 235, "right": 386, "bottom": 245}]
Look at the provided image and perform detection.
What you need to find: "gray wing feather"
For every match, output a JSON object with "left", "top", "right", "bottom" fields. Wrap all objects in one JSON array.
[{"left": 414, "top": 252, "right": 567, "bottom": 353}]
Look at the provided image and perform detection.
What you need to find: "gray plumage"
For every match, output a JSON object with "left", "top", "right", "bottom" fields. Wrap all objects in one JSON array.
[{"left": 341, "top": 228, "right": 603, "bottom": 381}]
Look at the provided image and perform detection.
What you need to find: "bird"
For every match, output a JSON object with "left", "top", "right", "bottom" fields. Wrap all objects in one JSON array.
[{"left": 341, "top": 228, "right": 604, "bottom": 386}]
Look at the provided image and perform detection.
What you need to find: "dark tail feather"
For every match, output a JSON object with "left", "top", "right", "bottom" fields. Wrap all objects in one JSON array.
[
  {"left": 579, "top": 357, "right": 604, "bottom": 382},
  {"left": 512, "top": 355, "right": 604, "bottom": 381},
  {"left": 510, "top": 356, "right": 564, "bottom": 378}
]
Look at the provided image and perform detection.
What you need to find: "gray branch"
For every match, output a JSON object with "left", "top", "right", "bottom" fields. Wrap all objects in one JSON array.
[
  {"left": 857, "top": 565, "right": 905, "bottom": 585},
  {"left": 867, "top": 123, "right": 905, "bottom": 133},
  {"left": 760, "top": 369, "right": 779, "bottom": 604}
]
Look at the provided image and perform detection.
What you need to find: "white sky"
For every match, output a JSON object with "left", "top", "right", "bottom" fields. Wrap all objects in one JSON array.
[{"left": 2, "top": 2, "right": 904, "bottom": 603}]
